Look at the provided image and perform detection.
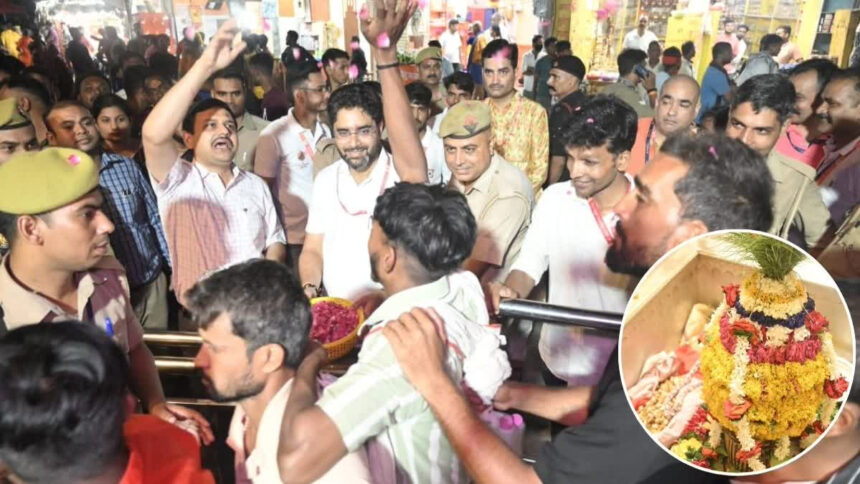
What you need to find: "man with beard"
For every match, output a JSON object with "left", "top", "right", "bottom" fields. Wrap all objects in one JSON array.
[
  {"left": 489, "top": 96, "right": 637, "bottom": 393},
  {"left": 298, "top": 3, "right": 428, "bottom": 302},
  {"left": 725, "top": 74, "right": 831, "bottom": 249},
  {"left": 629, "top": 75, "right": 700, "bottom": 175},
  {"left": 45, "top": 100, "right": 172, "bottom": 328},
  {"left": 546, "top": 55, "right": 587, "bottom": 185},
  {"left": 416, "top": 46, "right": 447, "bottom": 112},
  {"left": 482, "top": 38, "right": 549, "bottom": 194},
  {"left": 142, "top": 20, "right": 287, "bottom": 310},
  {"left": 815, "top": 69, "right": 860, "bottom": 228},
  {"left": 188, "top": 260, "right": 371, "bottom": 483},
  {"left": 255, "top": 61, "right": 331, "bottom": 269},
  {"left": 379, "top": 133, "right": 773, "bottom": 484},
  {"left": 0, "top": 96, "right": 38, "bottom": 165}
]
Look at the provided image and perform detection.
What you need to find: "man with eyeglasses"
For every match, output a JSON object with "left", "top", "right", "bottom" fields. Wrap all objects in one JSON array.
[
  {"left": 298, "top": 2, "right": 429, "bottom": 304},
  {"left": 255, "top": 60, "right": 331, "bottom": 269}
]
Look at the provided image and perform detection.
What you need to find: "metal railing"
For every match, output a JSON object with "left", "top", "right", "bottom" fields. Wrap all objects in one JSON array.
[
  {"left": 146, "top": 300, "right": 623, "bottom": 374},
  {"left": 497, "top": 299, "right": 623, "bottom": 333}
]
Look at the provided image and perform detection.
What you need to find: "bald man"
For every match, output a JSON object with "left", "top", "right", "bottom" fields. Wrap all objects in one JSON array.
[{"left": 629, "top": 75, "right": 701, "bottom": 175}]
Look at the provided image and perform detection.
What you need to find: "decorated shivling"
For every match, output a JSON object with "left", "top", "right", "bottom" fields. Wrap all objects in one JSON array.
[{"left": 632, "top": 233, "right": 851, "bottom": 472}]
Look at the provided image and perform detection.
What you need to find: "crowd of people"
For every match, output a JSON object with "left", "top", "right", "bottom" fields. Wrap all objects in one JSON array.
[{"left": 0, "top": 1, "right": 858, "bottom": 483}]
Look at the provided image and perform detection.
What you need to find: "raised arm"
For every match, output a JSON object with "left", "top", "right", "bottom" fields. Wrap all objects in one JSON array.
[
  {"left": 142, "top": 20, "right": 246, "bottom": 182},
  {"left": 360, "top": 0, "right": 427, "bottom": 183}
]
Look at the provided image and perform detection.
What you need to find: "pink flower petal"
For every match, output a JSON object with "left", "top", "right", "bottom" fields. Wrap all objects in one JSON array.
[
  {"left": 293, "top": 47, "right": 301, "bottom": 60},
  {"left": 317, "top": 61, "right": 324, "bottom": 69},
  {"left": 359, "top": 4, "right": 369, "bottom": 21},
  {"left": 350, "top": 41, "right": 360, "bottom": 50},
  {"left": 418, "top": 0, "right": 428, "bottom": 8},
  {"left": 68, "top": 154, "right": 81, "bottom": 166},
  {"left": 377, "top": 32, "right": 390, "bottom": 48},
  {"left": 348, "top": 64, "right": 359, "bottom": 80}
]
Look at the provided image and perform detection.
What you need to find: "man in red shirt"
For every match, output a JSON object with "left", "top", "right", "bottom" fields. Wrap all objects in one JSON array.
[{"left": 0, "top": 322, "right": 215, "bottom": 484}]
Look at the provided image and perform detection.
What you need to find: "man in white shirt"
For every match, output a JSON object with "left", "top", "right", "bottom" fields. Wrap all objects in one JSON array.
[
  {"left": 255, "top": 61, "right": 331, "bottom": 268},
  {"left": 623, "top": 15, "right": 659, "bottom": 52},
  {"left": 405, "top": 82, "right": 449, "bottom": 184},
  {"left": 187, "top": 260, "right": 371, "bottom": 484},
  {"left": 490, "top": 96, "right": 638, "bottom": 387},
  {"left": 438, "top": 19, "right": 462, "bottom": 72},
  {"left": 522, "top": 35, "right": 544, "bottom": 100},
  {"left": 299, "top": 24, "right": 429, "bottom": 302},
  {"left": 142, "top": 21, "right": 287, "bottom": 308}
]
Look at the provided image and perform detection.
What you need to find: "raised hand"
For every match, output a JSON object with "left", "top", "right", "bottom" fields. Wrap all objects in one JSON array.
[
  {"left": 198, "top": 19, "right": 247, "bottom": 72},
  {"left": 359, "top": 0, "right": 418, "bottom": 51}
]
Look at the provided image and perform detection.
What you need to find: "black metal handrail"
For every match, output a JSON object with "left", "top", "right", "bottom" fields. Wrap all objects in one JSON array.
[{"left": 497, "top": 299, "right": 623, "bottom": 333}]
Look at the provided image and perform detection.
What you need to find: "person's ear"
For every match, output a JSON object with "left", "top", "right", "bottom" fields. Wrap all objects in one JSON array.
[
  {"left": 17, "top": 96, "right": 30, "bottom": 114},
  {"left": 258, "top": 344, "right": 286, "bottom": 374},
  {"left": 383, "top": 244, "right": 397, "bottom": 275},
  {"left": 45, "top": 128, "right": 57, "bottom": 146},
  {"left": 666, "top": 219, "right": 708, "bottom": 251},
  {"left": 17, "top": 214, "right": 46, "bottom": 245},
  {"left": 615, "top": 150, "right": 631, "bottom": 172},
  {"left": 827, "top": 402, "right": 860, "bottom": 438},
  {"left": 182, "top": 131, "right": 196, "bottom": 150}
]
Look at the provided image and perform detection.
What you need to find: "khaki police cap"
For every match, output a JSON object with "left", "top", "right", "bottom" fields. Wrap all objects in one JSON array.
[
  {"left": 0, "top": 147, "right": 99, "bottom": 215},
  {"left": 439, "top": 101, "right": 492, "bottom": 139},
  {"left": 0, "top": 97, "right": 30, "bottom": 130},
  {"left": 416, "top": 47, "right": 443, "bottom": 65}
]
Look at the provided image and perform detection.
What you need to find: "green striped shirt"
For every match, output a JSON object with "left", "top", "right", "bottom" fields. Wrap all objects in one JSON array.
[{"left": 317, "top": 275, "right": 482, "bottom": 484}]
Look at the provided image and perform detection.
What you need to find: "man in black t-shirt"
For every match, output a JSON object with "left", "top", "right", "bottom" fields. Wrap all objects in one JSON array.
[
  {"left": 545, "top": 55, "right": 587, "bottom": 187},
  {"left": 380, "top": 134, "right": 775, "bottom": 484}
]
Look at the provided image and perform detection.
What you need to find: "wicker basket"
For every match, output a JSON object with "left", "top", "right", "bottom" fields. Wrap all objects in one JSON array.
[{"left": 311, "top": 297, "right": 365, "bottom": 361}]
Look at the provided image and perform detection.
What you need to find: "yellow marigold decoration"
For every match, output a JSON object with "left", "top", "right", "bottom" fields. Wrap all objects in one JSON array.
[
  {"left": 701, "top": 312, "right": 828, "bottom": 441},
  {"left": 670, "top": 437, "right": 702, "bottom": 460},
  {"left": 739, "top": 271, "right": 807, "bottom": 318}
]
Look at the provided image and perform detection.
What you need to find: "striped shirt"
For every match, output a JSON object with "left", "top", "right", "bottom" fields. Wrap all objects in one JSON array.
[
  {"left": 317, "top": 275, "right": 494, "bottom": 484},
  {"left": 99, "top": 152, "right": 170, "bottom": 288}
]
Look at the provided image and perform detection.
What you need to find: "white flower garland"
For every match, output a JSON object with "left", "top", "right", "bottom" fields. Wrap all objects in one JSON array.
[
  {"left": 729, "top": 336, "right": 751, "bottom": 403},
  {"left": 766, "top": 326, "right": 792, "bottom": 347},
  {"left": 821, "top": 398, "right": 838, "bottom": 428},
  {"left": 736, "top": 416, "right": 756, "bottom": 451},
  {"left": 707, "top": 416, "right": 722, "bottom": 448},
  {"left": 748, "top": 456, "right": 766, "bottom": 472},
  {"left": 821, "top": 333, "right": 842, "bottom": 381},
  {"left": 774, "top": 435, "right": 791, "bottom": 461},
  {"left": 793, "top": 326, "right": 810, "bottom": 342},
  {"left": 800, "top": 431, "right": 820, "bottom": 449}
]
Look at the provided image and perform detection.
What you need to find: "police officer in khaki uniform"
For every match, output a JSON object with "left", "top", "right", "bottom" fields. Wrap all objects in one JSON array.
[
  {"left": 767, "top": 149, "right": 831, "bottom": 247},
  {"left": 0, "top": 147, "right": 214, "bottom": 443},
  {"left": 440, "top": 100, "right": 534, "bottom": 285},
  {"left": 725, "top": 74, "right": 831, "bottom": 249},
  {"left": 0, "top": 96, "right": 39, "bottom": 258},
  {"left": 0, "top": 96, "right": 39, "bottom": 165},
  {"left": 416, "top": 46, "right": 448, "bottom": 113}
]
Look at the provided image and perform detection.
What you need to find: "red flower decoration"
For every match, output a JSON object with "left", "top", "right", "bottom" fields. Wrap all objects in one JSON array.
[
  {"left": 632, "top": 396, "right": 650, "bottom": 410},
  {"left": 722, "top": 284, "right": 740, "bottom": 307},
  {"left": 825, "top": 377, "right": 849, "bottom": 399},
  {"left": 805, "top": 311, "right": 829, "bottom": 333},
  {"left": 701, "top": 447, "right": 718, "bottom": 459},
  {"left": 731, "top": 319, "right": 760, "bottom": 345},
  {"left": 724, "top": 399, "right": 752, "bottom": 420},
  {"left": 692, "top": 459, "right": 711, "bottom": 468},
  {"left": 735, "top": 442, "right": 763, "bottom": 461}
]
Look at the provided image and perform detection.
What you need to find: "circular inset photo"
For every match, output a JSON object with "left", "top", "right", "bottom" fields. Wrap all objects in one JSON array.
[{"left": 620, "top": 230, "right": 855, "bottom": 475}]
